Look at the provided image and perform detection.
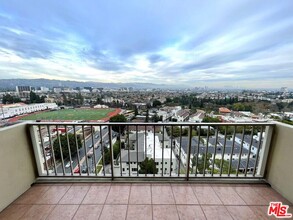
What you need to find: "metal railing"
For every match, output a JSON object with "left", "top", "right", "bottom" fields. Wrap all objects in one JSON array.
[{"left": 28, "top": 122, "right": 274, "bottom": 180}]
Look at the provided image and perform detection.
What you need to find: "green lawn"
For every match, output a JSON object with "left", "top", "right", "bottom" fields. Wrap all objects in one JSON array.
[{"left": 21, "top": 108, "right": 115, "bottom": 121}]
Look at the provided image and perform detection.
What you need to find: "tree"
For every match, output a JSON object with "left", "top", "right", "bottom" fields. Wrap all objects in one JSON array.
[
  {"left": 29, "top": 91, "right": 44, "bottom": 103},
  {"left": 53, "top": 133, "right": 82, "bottom": 160},
  {"left": 134, "top": 107, "right": 138, "bottom": 116},
  {"left": 145, "top": 109, "right": 149, "bottom": 122},
  {"left": 202, "top": 116, "right": 221, "bottom": 123},
  {"left": 103, "top": 140, "right": 121, "bottom": 165},
  {"left": 192, "top": 153, "right": 212, "bottom": 174},
  {"left": 109, "top": 114, "right": 127, "bottom": 133},
  {"left": 152, "top": 99, "right": 162, "bottom": 107},
  {"left": 2, "top": 94, "right": 21, "bottom": 104},
  {"left": 139, "top": 157, "right": 157, "bottom": 174},
  {"left": 151, "top": 113, "right": 160, "bottom": 122}
]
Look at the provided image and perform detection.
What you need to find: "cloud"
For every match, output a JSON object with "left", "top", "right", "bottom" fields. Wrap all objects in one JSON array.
[{"left": 0, "top": 0, "right": 293, "bottom": 88}]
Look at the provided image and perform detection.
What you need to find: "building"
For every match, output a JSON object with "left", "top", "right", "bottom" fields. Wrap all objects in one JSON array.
[
  {"left": 15, "top": 86, "right": 31, "bottom": 99},
  {"left": 0, "top": 103, "right": 58, "bottom": 119},
  {"left": 116, "top": 131, "right": 177, "bottom": 176}
]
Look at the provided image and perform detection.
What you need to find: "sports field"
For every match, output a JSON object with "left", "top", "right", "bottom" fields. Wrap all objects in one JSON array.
[{"left": 21, "top": 108, "right": 117, "bottom": 121}]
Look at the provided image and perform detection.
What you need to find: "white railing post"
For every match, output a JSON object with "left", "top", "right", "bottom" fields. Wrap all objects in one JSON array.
[
  {"left": 257, "top": 125, "right": 274, "bottom": 177},
  {"left": 29, "top": 125, "right": 45, "bottom": 176}
]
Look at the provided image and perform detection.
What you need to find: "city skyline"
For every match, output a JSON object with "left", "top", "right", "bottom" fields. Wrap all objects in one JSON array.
[{"left": 0, "top": 0, "right": 293, "bottom": 88}]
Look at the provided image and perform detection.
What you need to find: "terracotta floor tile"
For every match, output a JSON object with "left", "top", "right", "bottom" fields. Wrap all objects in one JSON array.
[
  {"left": 153, "top": 205, "right": 179, "bottom": 220},
  {"left": 192, "top": 185, "right": 222, "bottom": 205},
  {"left": 82, "top": 184, "right": 111, "bottom": 204},
  {"left": 129, "top": 184, "right": 151, "bottom": 204},
  {"left": 177, "top": 205, "right": 206, "bottom": 220},
  {"left": 35, "top": 185, "right": 71, "bottom": 204},
  {"left": 126, "top": 205, "right": 152, "bottom": 220},
  {"left": 105, "top": 185, "right": 130, "bottom": 204},
  {"left": 234, "top": 186, "right": 268, "bottom": 205},
  {"left": 46, "top": 204, "right": 79, "bottom": 220},
  {"left": 21, "top": 205, "right": 55, "bottom": 220},
  {"left": 152, "top": 185, "right": 175, "bottom": 204},
  {"left": 72, "top": 205, "right": 103, "bottom": 220},
  {"left": 201, "top": 205, "right": 232, "bottom": 220},
  {"left": 226, "top": 206, "right": 258, "bottom": 220},
  {"left": 0, "top": 204, "right": 31, "bottom": 219},
  {"left": 99, "top": 205, "right": 127, "bottom": 220},
  {"left": 212, "top": 186, "right": 246, "bottom": 205},
  {"left": 14, "top": 185, "right": 50, "bottom": 204},
  {"left": 252, "top": 186, "right": 292, "bottom": 205},
  {"left": 59, "top": 185, "right": 89, "bottom": 204},
  {"left": 171, "top": 185, "right": 199, "bottom": 204},
  {"left": 249, "top": 206, "right": 275, "bottom": 219}
]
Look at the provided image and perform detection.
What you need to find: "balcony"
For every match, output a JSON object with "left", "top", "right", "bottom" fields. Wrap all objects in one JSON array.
[{"left": 0, "top": 121, "right": 292, "bottom": 219}]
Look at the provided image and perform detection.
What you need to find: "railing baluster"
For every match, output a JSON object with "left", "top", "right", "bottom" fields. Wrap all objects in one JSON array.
[
  {"left": 170, "top": 126, "right": 173, "bottom": 177},
  {"left": 220, "top": 126, "right": 227, "bottom": 177},
  {"left": 203, "top": 126, "right": 210, "bottom": 177},
  {"left": 119, "top": 126, "right": 122, "bottom": 177},
  {"left": 47, "top": 125, "right": 57, "bottom": 176},
  {"left": 228, "top": 126, "right": 236, "bottom": 176},
  {"left": 245, "top": 126, "right": 254, "bottom": 176},
  {"left": 65, "top": 125, "right": 74, "bottom": 176},
  {"left": 144, "top": 125, "right": 147, "bottom": 177},
  {"left": 136, "top": 125, "right": 139, "bottom": 176},
  {"left": 38, "top": 125, "right": 49, "bottom": 175},
  {"left": 236, "top": 126, "right": 245, "bottom": 176},
  {"left": 128, "top": 125, "right": 130, "bottom": 177},
  {"left": 82, "top": 125, "right": 89, "bottom": 176},
  {"left": 195, "top": 125, "right": 201, "bottom": 177},
  {"left": 178, "top": 126, "right": 182, "bottom": 177},
  {"left": 91, "top": 125, "right": 97, "bottom": 176},
  {"left": 211, "top": 126, "right": 218, "bottom": 176},
  {"left": 100, "top": 125, "right": 105, "bottom": 176},
  {"left": 153, "top": 125, "right": 156, "bottom": 177},
  {"left": 186, "top": 125, "right": 192, "bottom": 180},
  {"left": 73, "top": 125, "right": 81, "bottom": 176},
  {"left": 162, "top": 125, "right": 164, "bottom": 177},
  {"left": 108, "top": 125, "right": 114, "bottom": 180},
  {"left": 56, "top": 125, "right": 65, "bottom": 175}
]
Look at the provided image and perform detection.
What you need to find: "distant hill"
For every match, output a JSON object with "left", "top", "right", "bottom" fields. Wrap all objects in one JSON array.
[{"left": 0, "top": 78, "right": 177, "bottom": 90}]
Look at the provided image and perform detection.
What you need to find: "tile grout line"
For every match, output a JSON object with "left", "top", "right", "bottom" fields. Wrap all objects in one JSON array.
[
  {"left": 71, "top": 184, "right": 92, "bottom": 219},
  {"left": 199, "top": 204, "right": 208, "bottom": 220},
  {"left": 211, "top": 185, "right": 226, "bottom": 205},
  {"left": 97, "top": 183, "right": 112, "bottom": 220},
  {"left": 125, "top": 184, "right": 132, "bottom": 220},
  {"left": 44, "top": 184, "right": 72, "bottom": 220},
  {"left": 189, "top": 183, "right": 201, "bottom": 205},
  {"left": 170, "top": 184, "right": 181, "bottom": 220},
  {"left": 151, "top": 184, "right": 153, "bottom": 220}
]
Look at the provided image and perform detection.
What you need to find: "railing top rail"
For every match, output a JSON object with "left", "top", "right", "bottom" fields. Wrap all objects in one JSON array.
[{"left": 26, "top": 121, "right": 276, "bottom": 126}]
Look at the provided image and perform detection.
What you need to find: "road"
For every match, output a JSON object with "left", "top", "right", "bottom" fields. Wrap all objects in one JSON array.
[{"left": 53, "top": 127, "right": 115, "bottom": 174}]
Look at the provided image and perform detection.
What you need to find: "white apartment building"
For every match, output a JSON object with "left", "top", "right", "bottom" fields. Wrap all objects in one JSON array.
[
  {"left": 115, "top": 132, "right": 177, "bottom": 176},
  {"left": 0, "top": 103, "right": 58, "bottom": 119}
]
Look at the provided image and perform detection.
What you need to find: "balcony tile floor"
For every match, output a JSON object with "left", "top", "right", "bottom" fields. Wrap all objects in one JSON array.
[{"left": 0, "top": 183, "right": 292, "bottom": 220}]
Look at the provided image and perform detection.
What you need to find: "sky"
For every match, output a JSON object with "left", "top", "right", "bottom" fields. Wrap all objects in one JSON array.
[{"left": 0, "top": 0, "right": 293, "bottom": 89}]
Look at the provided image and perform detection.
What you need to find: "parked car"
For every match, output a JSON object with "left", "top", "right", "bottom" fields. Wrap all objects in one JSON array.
[
  {"left": 81, "top": 166, "right": 88, "bottom": 173},
  {"left": 74, "top": 167, "right": 80, "bottom": 173},
  {"left": 65, "top": 160, "right": 73, "bottom": 168},
  {"left": 95, "top": 135, "right": 99, "bottom": 139}
]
